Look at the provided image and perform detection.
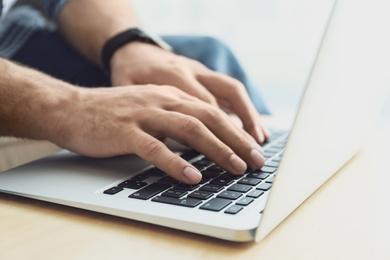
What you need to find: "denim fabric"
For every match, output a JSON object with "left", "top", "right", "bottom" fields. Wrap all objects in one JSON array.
[{"left": 39, "top": 0, "right": 70, "bottom": 21}]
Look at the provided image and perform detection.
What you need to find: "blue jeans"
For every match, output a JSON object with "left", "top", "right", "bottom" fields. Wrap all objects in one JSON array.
[{"left": 11, "top": 31, "right": 270, "bottom": 114}]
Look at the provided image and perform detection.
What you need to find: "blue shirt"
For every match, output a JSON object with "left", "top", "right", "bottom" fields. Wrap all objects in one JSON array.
[{"left": 0, "top": 0, "right": 70, "bottom": 21}]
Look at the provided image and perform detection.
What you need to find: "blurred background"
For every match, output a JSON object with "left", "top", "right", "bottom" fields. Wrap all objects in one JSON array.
[
  {"left": 2, "top": 0, "right": 389, "bottom": 121},
  {"left": 132, "top": 0, "right": 390, "bottom": 122}
]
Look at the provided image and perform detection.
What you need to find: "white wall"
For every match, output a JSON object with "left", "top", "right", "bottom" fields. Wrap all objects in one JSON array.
[{"left": 133, "top": 0, "right": 390, "bottom": 120}]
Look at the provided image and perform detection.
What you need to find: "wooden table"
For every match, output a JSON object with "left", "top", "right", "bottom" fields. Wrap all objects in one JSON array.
[{"left": 1, "top": 124, "right": 390, "bottom": 260}]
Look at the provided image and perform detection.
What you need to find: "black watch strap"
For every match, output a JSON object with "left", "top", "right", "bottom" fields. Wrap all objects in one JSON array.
[{"left": 101, "top": 28, "right": 160, "bottom": 72}]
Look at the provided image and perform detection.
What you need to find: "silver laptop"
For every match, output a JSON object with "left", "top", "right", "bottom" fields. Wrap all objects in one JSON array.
[{"left": 0, "top": 0, "right": 389, "bottom": 242}]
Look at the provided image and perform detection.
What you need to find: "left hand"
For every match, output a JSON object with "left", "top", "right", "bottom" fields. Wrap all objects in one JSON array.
[{"left": 109, "top": 42, "right": 270, "bottom": 144}]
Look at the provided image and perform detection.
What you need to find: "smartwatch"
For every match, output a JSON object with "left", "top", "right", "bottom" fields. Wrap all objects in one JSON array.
[{"left": 101, "top": 28, "right": 172, "bottom": 72}]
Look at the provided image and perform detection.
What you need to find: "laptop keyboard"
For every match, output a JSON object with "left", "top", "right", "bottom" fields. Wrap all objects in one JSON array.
[{"left": 103, "top": 129, "right": 289, "bottom": 214}]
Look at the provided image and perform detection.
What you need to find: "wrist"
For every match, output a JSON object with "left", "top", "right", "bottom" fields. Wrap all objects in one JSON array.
[
  {"left": 110, "top": 41, "right": 155, "bottom": 69},
  {"left": 38, "top": 82, "right": 81, "bottom": 145},
  {"left": 0, "top": 59, "right": 82, "bottom": 143}
]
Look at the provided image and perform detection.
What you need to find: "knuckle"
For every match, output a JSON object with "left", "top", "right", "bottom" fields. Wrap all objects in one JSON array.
[
  {"left": 168, "top": 59, "right": 190, "bottom": 74},
  {"left": 214, "top": 145, "right": 234, "bottom": 166},
  {"left": 204, "top": 106, "right": 224, "bottom": 122},
  {"left": 141, "top": 138, "right": 164, "bottom": 158},
  {"left": 215, "top": 143, "right": 228, "bottom": 156},
  {"left": 166, "top": 155, "right": 180, "bottom": 171},
  {"left": 161, "top": 85, "right": 185, "bottom": 97},
  {"left": 199, "top": 92, "right": 217, "bottom": 104},
  {"left": 228, "top": 79, "right": 246, "bottom": 93},
  {"left": 179, "top": 116, "right": 202, "bottom": 136}
]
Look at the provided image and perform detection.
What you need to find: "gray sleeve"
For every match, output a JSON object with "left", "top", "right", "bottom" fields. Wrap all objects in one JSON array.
[{"left": 40, "top": 0, "right": 70, "bottom": 21}]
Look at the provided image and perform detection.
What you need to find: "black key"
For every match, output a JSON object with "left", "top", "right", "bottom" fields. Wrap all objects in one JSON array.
[
  {"left": 192, "top": 159, "right": 213, "bottom": 167},
  {"left": 262, "top": 139, "right": 270, "bottom": 146},
  {"left": 200, "top": 198, "right": 232, "bottom": 211},
  {"left": 126, "top": 181, "right": 147, "bottom": 189},
  {"left": 271, "top": 143, "right": 285, "bottom": 149},
  {"left": 238, "top": 178, "right": 262, "bottom": 186},
  {"left": 263, "top": 152, "right": 275, "bottom": 158},
  {"left": 157, "top": 176, "right": 180, "bottom": 185},
  {"left": 217, "top": 191, "right": 243, "bottom": 200},
  {"left": 224, "top": 205, "right": 243, "bottom": 214},
  {"left": 161, "top": 189, "right": 188, "bottom": 198},
  {"left": 103, "top": 186, "right": 123, "bottom": 195},
  {"left": 266, "top": 176, "right": 275, "bottom": 183},
  {"left": 228, "top": 184, "right": 252, "bottom": 193},
  {"left": 193, "top": 164, "right": 206, "bottom": 171},
  {"left": 199, "top": 158, "right": 213, "bottom": 164},
  {"left": 118, "top": 180, "right": 133, "bottom": 187},
  {"left": 247, "top": 190, "right": 264, "bottom": 198},
  {"left": 174, "top": 183, "right": 200, "bottom": 191},
  {"left": 220, "top": 172, "right": 242, "bottom": 179},
  {"left": 210, "top": 176, "right": 235, "bottom": 186},
  {"left": 236, "top": 197, "right": 254, "bottom": 206},
  {"left": 143, "top": 168, "right": 166, "bottom": 177},
  {"left": 199, "top": 184, "right": 224, "bottom": 193},
  {"left": 152, "top": 196, "right": 202, "bottom": 208},
  {"left": 201, "top": 170, "right": 221, "bottom": 178},
  {"left": 260, "top": 166, "right": 277, "bottom": 173},
  {"left": 199, "top": 176, "right": 211, "bottom": 184},
  {"left": 247, "top": 172, "right": 270, "bottom": 179},
  {"left": 265, "top": 161, "right": 279, "bottom": 168},
  {"left": 273, "top": 156, "right": 283, "bottom": 162},
  {"left": 265, "top": 148, "right": 281, "bottom": 154},
  {"left": 207, "top": 165, "right": 225, "bottom": 172},
  {"left": 129, "top": 183, "right": 171, "bottom": 200},
  {"left": 118, "top": 180, "right": 147, "bottom": 189},
  {"left": 131, "top": 173, "right": 149, "bottom": 182},
  {"left": 257, "top": 182, "right": 272, "bottom": 191},
  {"left": 180, "top": 150, "right": 201, "bottom": 161},
  {"left": 188, "top": 190, "right": 214, "bottom": 200}
]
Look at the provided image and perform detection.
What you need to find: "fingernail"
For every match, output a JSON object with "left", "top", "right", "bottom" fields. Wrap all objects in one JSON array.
[
  {"left": 251, "top": 149, "right": 265, "bottom": 169},
  {"left": 183, "top": 166, "right": 202, "bottom": 184},
  {"left": 255, "top": 126, "right": 265, "bottom": 143},
  {"left": 230, "top": 154, "right": 247, "bottom": 173}
]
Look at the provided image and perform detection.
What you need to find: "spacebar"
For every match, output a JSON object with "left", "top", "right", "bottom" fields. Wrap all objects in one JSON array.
[
  {"left": 152, "top": 196, "right": 202, "bottom": 207},
  {"left": 129, "top": 183, "right": 171, "bottom": 200}
]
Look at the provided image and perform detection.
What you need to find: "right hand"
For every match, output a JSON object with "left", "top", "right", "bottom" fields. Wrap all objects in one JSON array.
[
  {"left": 53, "top": 85, "right": 265, "bottom": 184},
  {"left": 110, "top": 42, "right": 270, "bottom": 144}
]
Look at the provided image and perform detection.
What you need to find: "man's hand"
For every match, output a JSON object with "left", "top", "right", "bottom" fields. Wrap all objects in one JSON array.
[
  {"left": 110, "top": 42, "right": 270, "bottom": 144},
  {"left": 54, "top": 85, "right": 265, "bottom": 184},
  {"left": 58, "top": 0, "right": 269, "bottom": 144},
  {"left": 0, "top": 59, "right": 264, "bottom": 185}
]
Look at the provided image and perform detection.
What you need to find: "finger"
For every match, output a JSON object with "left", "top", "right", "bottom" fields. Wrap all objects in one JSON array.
[
  {"left": 145, "top": 110, "right": 255, "bottom": 175},
  {"left": 171, "top": 103, "right": 265, "bottom": 170},
  {"left": 224, "top": 112, "right": 262, "bottom": 145},
  {"left": 131, "top": 130, "right": 202, "bottom": 184},
  {"left": 145, "top": 67, "right": 219, "bottom": 106},
  {"left": 153, "top": 86, "right": 262, "bottom": 156},
  {"left": 160, "top": 84, "right": 258, "bottom": 146},
  {"left": 197, "top": 71, "right": 270, "bottom": 143},
  {"left": 172, "top": 76, "right": 219, "bottom": 106}
]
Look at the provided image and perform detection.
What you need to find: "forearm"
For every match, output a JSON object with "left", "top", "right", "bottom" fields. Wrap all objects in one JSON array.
[
  {"left": 0, "top": 58, "right": 78, "bottom": 141},
  {"left": 57, "top": 0, "right": 140, "bottom": 67}
]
